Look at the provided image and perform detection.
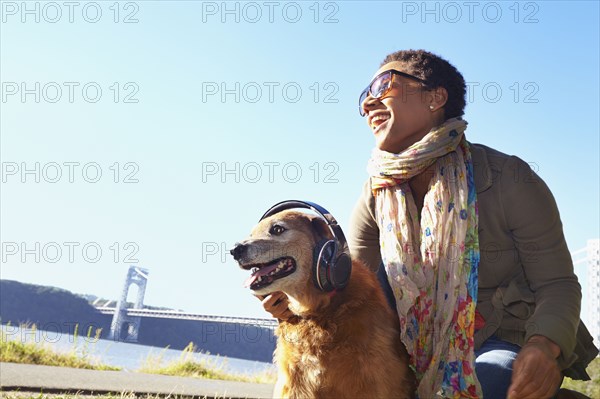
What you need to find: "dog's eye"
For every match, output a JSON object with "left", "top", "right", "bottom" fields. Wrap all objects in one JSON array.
[{"left": 270, "top": 224, "right": 286, "bottom": 235}]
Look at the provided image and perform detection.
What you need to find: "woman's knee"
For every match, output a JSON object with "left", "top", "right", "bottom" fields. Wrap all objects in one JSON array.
[{"left": 475, "top": 342, "right": 519, "bottom": 399}]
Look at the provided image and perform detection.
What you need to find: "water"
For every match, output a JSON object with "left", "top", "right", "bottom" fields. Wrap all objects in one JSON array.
[{"left": 1, "top": 324, "right": 275, "bottom": 375}]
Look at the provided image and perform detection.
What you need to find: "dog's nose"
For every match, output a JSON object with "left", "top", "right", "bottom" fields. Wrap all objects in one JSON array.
[{"left": 230, "top": 242, "right": 247, "bottom": 261}]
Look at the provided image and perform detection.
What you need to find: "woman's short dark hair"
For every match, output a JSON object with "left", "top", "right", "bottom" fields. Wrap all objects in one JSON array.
[{"left": 381, "top": 49, "right": 466, "bottom": 119}]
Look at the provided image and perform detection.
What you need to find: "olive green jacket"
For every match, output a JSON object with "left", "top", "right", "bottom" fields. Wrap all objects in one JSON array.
[{"left": 348, "top": 142, "right": 598, "bottom": 379}]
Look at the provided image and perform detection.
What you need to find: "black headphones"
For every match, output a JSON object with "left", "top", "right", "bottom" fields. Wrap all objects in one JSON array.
[{"left": 259, "top": 200, "right": 352, "bottom": 293}]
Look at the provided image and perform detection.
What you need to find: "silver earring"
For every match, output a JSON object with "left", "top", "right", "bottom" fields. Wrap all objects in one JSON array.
[{"left": 429, "top": 105, "right": 434, "bottom": 110}]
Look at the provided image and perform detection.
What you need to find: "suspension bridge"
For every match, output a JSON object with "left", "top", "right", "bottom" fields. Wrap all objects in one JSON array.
[
  {"left": 102, "top": 240, "right": 599, "bottom": 343},
  {"left": 95, "top": 306, "right": 278, "bottom": 327}
]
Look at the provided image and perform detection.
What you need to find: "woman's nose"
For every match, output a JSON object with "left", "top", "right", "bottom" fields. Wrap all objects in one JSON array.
[{"left": 361, "top": 94, "right": 379, "bottom": 116}]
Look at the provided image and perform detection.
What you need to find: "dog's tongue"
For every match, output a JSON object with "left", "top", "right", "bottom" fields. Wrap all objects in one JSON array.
[
  {"left": 243, "top": 261, "right": 280, "bottom": 288},
  {"left": 243, "top": 275, "right": 256, "bottom": 288}
]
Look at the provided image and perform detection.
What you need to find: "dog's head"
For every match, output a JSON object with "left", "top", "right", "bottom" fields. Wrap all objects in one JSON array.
[{"left": 231, "top": 210, "right": 334, "bottom": 299}]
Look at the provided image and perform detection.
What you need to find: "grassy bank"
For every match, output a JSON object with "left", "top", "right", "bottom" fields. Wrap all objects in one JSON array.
[
  {"left": 1, "top": 323, "right": 275, "bottom": 384},
  {"left": 0, "top": 324, "right": 119, "bottom": 371},
  {"left": 7, "top": 322, "right": 595, "bottom": 393},
  {"left": 139, "top": 342, "right": 277, "bottom": 384}
]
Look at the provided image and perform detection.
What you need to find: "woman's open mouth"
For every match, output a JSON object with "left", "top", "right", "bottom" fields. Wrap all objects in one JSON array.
[
  {"left": 370, "top": 113, "right": 390, "bottom": 131},
  {"left": 243, "top": 257, "right": 296, "bottom": 290},
  {"left": 373, "top": 119, "right": 388, "bottom": 134}
]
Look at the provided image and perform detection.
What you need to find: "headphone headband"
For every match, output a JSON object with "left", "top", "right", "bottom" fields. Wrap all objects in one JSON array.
[{"left": 260, "top": 200, "right": 335, "bottom": 225}]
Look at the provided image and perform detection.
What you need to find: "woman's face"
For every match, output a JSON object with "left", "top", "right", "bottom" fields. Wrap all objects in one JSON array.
[{"left": 362, "top": 61, "right": 445, "bottom": 153}]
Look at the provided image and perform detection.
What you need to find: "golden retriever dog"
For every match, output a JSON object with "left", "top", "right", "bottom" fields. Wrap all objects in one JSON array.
[{"left": 231, "top": 209, "right": 415, "bottom": 398}]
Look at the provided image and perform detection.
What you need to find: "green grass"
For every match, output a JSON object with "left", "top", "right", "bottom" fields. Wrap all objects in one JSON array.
[
  {"left": 560, "top": 357, "right": 600, "bottom": 398},
  {"left": 3, "top": 322, "right": 598, "bottom": 396},
  {"left": 0, "top": 323, "right": 276, "bottom": 384},
  {"left": 138, "top": 342, "right": 277, "bottom": 384},
  {"left": 0, "top": 323, "right": 119, "bottom": 371},
  {"left": 2, "top": 321, "right": 598, "bottom": 393}
]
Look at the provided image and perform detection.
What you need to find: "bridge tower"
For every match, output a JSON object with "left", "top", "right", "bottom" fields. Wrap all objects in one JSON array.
[{"left": 107, "top": 266, "right": 149, "bottom": 342}]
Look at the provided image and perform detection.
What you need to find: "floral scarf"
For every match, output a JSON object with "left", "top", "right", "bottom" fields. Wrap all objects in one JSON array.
[{"left": 367, "top": 117, "right": 482, "bottom": 398}]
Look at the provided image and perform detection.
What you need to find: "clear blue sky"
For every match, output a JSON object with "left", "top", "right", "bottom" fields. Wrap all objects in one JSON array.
[{"left": 1, "top": 1, "right": 598, "bottom": 323}]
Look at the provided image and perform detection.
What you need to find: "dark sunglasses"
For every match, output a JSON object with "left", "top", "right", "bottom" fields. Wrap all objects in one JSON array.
[{"left": 358, "top": 69, "right": 426, "bottom": 116}]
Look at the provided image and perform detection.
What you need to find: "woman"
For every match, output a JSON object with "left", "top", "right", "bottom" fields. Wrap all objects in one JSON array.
[{"left": 261, "top": 49, "right": 597, "bottom": 398}]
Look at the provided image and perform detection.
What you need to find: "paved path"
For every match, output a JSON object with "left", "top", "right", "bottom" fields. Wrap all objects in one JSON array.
[{"left": 0, "top": 362, "right": 274, "bottom": 398}]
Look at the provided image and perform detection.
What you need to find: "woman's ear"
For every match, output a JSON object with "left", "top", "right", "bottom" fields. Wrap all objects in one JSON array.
[{"left": 429, "top": 86, "right": 448, "bottom": 110}]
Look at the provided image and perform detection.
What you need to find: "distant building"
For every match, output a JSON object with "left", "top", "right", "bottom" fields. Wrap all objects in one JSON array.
[{"left": 587, "top": 239, "right": 600, "bottom": 350}]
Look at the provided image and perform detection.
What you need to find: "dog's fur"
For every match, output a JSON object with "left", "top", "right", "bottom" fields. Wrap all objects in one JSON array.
[{"left": 234, "top": 210, "right": 415, "bottom": 399}]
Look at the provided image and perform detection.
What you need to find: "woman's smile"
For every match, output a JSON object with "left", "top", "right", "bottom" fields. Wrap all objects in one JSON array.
[
  {"left": 368, "top": 111, "right": 392, "bottom": 135},
  {"left": 373, "top": 118, "right": 389, "bottom": 134},
  {"left": 370, "top": 113, "right": 391, "bottom": 128}
]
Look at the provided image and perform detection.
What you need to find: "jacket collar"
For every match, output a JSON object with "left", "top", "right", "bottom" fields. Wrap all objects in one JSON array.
[{"left": 469, "top": 142, "right": 493, "bottom": 194}]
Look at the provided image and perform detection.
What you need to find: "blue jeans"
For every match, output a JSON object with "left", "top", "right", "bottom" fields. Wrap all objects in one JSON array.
[
  {"left": 475, "top": 335, "right": 561, "bottom": 399},
  {"left": 475, "top": 334, "right": 520, "bottom": 399}
]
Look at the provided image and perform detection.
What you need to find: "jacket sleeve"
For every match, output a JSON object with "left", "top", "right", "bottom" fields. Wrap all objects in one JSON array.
[
  {"left": 347, "top": 178, "right": 382, "bottom": 274},
  {"left": 500, "top": 155, "right": 581, "bottom": 369}
]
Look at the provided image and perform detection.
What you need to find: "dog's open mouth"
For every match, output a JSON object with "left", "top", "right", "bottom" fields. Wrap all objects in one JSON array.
[{"left": 242, "top": 257, "right": 296, "bottom": 290}]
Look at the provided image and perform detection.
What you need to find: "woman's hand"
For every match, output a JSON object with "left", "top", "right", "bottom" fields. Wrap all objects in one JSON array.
[
  {"left": 258, "top": 291, "right": 294, "bottom": 321},
  {"left": 507, "top": 335, "right": 562, "bottom": 399}
]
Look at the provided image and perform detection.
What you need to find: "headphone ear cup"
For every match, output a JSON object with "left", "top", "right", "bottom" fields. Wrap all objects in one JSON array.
[
  {"left": 330, "top": 252, "right": 352, "bottom": 290},
  {"left": 313, "top": 239, "right": 335, "bottom": 292}
]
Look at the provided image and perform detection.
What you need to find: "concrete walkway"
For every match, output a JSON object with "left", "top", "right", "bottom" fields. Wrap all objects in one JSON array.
[{"left": 0, "top": 362, "right": 274, "bottom": 398}]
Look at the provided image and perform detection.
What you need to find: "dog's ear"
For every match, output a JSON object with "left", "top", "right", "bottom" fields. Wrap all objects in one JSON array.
[{"left": 310, "top": 216, "right": 333, "bottom": 242}]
